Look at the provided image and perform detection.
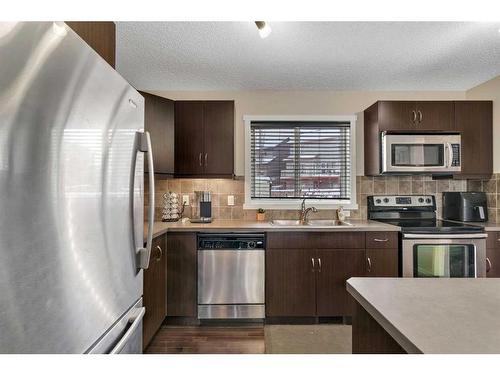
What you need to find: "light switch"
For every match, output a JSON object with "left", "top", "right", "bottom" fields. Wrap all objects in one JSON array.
[
  {"left": 182, "top": 194, "right": 190, "bottom": 206},
  {"left": 227, "top": 195, "right": 235, "bottom": 206}
]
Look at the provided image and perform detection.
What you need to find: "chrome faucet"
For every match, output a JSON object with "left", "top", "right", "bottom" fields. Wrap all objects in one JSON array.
[{"left": 299, "top": 198, "right": 318, "bottom": 225}]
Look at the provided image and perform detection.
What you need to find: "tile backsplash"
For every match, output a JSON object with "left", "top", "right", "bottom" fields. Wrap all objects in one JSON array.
[{"left": 145, "top": 174, "right": 499, "bottom": 222}]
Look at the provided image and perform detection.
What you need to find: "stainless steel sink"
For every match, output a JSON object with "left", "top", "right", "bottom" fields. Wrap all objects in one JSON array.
[
  {"left": 269, "top": 219, "right": 305, "bottom": 226},
  {"left": 269, "top": 219, "right": 353, "bottom": 226},
  {"left": 307, "top": 220, "right": 353, "bottom": 226}
]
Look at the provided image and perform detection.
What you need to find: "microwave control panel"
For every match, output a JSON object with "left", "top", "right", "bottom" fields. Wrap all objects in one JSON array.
[{"left": 451, "top": 144, "right": 461, "bottom": 167}]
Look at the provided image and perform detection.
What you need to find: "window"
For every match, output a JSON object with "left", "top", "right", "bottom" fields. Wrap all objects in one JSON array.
[{"left": 244, "top": 116, "right": 357, "bottom": 209}]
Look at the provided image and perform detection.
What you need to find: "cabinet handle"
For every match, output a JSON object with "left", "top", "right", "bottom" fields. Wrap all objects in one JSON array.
[
  {"left": 373, "top": 238, "right": 389, "bottom": 242},
  {"left": 156, "top": 245, "right": 163, "bottom": 262},
  {"left": 318, "top": 258, "right": 322, "bottom": 272},
  {"left": 311, "top": 257, "right": 315, "bottom": 272},
  {"left": 199, "top": 153, "right": 202, "bottom": 166},
  {"left": 412, "top": 110, "right": 417, "bottom": 123},
  {"left": 205, "top": 153, "right": 208, "bottom": 167},
  {"left": 367, "top": 257, "right": 372, "bottom": 273},
  {"left": 418, "top": 110, "right": 423, "bottom": 122},
  {"left": 486, "top": 257, "right": 492, "bottom": 273}
]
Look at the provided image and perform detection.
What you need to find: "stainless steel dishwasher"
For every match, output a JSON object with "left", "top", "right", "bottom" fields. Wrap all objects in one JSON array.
[{"left": 197, "top": 233, "right": 265, "bottom": 319}]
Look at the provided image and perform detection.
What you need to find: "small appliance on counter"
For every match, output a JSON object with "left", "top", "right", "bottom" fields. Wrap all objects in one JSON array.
[
  {"left": 190, "top": 191, "right": 213, "bottom": 223},
  {"left": 162, "top": 192, "right": 185, "bottom": 222},
  {"left": 442, "top": 192, "right": 488, "bottom": 222}
]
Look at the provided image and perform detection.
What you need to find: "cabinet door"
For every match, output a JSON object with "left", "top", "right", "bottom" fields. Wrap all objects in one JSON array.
[
  {"left": 366, "top": 248, "right": 399, "bottom": 277},
  {"left": 66, "top": 22, "right": 115, "bottom": 68},
  {"left": 174, "top": 101, "right": 205, "bottom": 176},
  {"left": 315, "top": 249, "right": 366, "bottom": 316},
  {"left": 486, "top": 232, "right": 500, "bottom": 278},
  {"left": 142, "top": 92, "right": 174, "bottom": 175},
  {"left": 454, "top": 101, "right": 493, "bottom": 178},
  {"left": 415, "top": 101, "right": 454, "bottom": 130},
  {"left": 166, "top": 232, "right": 197, "bottom": 317},
  {"left": 143, "top": 235, "right": 166, "bottom": 349},
  {"left": 266, "top": 248, "right": 316, "bottom": 317},
  {"left": 203, "top": 101, "right": 234, "bottom": 176},
  {"left": 378, "top": 101, "right": 416, "bottom": 131}
]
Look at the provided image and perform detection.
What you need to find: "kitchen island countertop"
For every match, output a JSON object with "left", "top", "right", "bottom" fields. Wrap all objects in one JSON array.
[
  {"left": 144, "top": 219, "right": 400, "bottom": 242},
  {"left": 347, "top": 277, "right": 500, "bottom": 354}
]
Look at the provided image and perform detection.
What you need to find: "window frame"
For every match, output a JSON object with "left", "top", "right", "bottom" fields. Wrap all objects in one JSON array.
[{"left": 243, "top": 115, "right": 358, "bottom": 210}]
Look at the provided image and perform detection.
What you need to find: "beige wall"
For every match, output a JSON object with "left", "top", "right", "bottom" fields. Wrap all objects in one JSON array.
[
  {"left": 151, "top": 90, "right": 466, "bottom": 176},
  {"left": 466, "top": 75, "right": 500, "bottom": 173}
]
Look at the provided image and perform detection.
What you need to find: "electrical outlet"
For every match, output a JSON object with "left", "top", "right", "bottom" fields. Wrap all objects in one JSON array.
[
  {"left": 182, "top": 194, "right": 190, "bottom": 206},
  {"left": 227, "top": 195, "right": 235, "bottom": 206}
]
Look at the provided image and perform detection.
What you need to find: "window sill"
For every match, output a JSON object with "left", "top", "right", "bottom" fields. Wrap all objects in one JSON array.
[{"left": 243, "top": 200, "right": 358, "bottom": 211}]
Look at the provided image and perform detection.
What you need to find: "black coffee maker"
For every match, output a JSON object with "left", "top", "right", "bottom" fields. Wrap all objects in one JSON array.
[{"left": 442, "top": 192, "right": 488, "bottom": 222}]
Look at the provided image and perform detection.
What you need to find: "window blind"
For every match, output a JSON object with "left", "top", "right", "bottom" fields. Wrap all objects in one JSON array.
[{"left": 250, "top": 121, "right": 351, "bottom": 200}]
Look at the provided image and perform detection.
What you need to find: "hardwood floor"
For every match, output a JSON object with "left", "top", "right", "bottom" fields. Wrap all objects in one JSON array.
[
  {"left": 144, "top": 324, "right": 353, "bottom": 354},
  {"left": 145, "top": 326, "right": 265, "bottom": 354}
]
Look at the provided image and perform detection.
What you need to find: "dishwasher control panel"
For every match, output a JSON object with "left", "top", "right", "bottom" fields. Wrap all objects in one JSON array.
[{"left": 198, "top": 234, "right": 265, "bottom": 250}]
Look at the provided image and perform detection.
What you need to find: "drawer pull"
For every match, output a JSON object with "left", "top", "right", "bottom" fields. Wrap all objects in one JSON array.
[
  {"left": 487, "top": 257, "right": 492, "bottom": 273},
  {"left": 311, "top": 257, "right": 315, "bottom": 272},
  {"left": 318, "top": 258, "right": 322, "bottom": 272},
  {"left": 373, "top": 238, "right": 389, "bottom": 242},
  {"left": 367, "top": 257, "right": 372, "bottom": 273}
]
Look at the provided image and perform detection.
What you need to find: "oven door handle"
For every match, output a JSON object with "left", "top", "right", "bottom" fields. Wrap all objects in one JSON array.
[{"left": 403, "top": 233, "right": 487, "bottom": 239}]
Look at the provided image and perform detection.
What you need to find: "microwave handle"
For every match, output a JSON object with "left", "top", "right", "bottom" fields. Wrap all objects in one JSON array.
[{"left": 446, "top": 142, "right": 454, "bottom": 168}]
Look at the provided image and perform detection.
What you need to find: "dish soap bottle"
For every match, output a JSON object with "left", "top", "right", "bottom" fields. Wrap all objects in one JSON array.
[{"left": 336, "top": 206, "right": 346, "bottom": 222}]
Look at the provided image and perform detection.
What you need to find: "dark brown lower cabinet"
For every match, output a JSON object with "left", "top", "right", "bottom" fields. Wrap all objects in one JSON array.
[
  {"left": 143, "top": 235, "right": 166, "bottom": 349},
  {"left": 266, "top": 232, "right": 399, "bottom": 318},
  {"left": 486, "top": 231, "right": 500, "bottom": 278},
  {"left": 315, "top": 249, "right": 366, "bottom": 316},
  {"left": 266, "top": 249, "right": 316, "bottom": 317},
  {"left": 166, "top": 232, "right": 197, "bottom": 317},
  {"left": 352, "top": 301, "right": 406, "bottom": 354},
  {"left": 365, "top": 248, "right": 399, "bottom": 277}
]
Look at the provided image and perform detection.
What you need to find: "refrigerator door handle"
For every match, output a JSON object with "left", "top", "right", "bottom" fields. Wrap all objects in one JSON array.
[
  {"left": 110, "top": 307, "right": 146, "bottom": 354},
  {"left": 136, "top": 131, "right": 155, "bottom": 269}
]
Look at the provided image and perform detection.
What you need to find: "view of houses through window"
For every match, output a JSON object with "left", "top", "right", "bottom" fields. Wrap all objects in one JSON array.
[{"left": 250, "top": 121, "right": 352, "bottom": 201}]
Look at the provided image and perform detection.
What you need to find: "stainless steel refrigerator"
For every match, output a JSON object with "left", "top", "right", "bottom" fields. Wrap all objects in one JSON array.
[{"left": 0, "top": 22, "right": 155, "bottom": 353}]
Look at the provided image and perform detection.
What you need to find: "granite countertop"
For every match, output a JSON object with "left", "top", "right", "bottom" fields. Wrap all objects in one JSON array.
[
  {"left": 347, "top": 277, "right": 500, "bottom": 354},
  {"left": 144, "top": 219, "right": 400, "bottom": 241}
]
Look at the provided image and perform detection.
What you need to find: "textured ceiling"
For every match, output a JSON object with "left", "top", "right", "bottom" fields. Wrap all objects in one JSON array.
[{"left": 116, "top": 22, "right": 500, "bottom": 91}]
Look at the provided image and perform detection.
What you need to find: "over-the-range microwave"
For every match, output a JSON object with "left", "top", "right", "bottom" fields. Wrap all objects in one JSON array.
[{"left": 381, "top": 132, "right": 461, "bottom": 174}]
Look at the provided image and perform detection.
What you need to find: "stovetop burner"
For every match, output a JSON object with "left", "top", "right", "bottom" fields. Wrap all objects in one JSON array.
[{"left": 367, "top": 194, "right": 484, "bottom": 234}]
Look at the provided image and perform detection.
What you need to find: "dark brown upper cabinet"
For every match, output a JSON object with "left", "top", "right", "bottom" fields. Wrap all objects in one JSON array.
[
  {"left": 174, "top": 100, "right": 234, "bottom": 178},
  {"left": 453, "top": 101, "right": 493, "bottom": 179},
  {"left": 140, "top": 92, "right": 175, "bottom": 176},
  {"left": 364, "top": 100, "right": 491, "bottom": 177},
  {"left": 370, "top": 101, "right": 454, "bottom": 132},
  {"left": 66, "top": 22, "right": 116, "bottom": 68}
]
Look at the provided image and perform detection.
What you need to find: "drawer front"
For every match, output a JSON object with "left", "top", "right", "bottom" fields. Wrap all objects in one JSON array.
[
  {"left": 486, "top": 231, "right": 500, "bottom": 249},
  {"left": 365, "top": 232, "right": 398, "bottom": 249},
  {"left": 267, "top": 232, "right": 365, "bottom": 249}
]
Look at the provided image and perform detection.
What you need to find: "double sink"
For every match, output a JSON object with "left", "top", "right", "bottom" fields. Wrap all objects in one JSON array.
[{"left": 270, "top": 219, "right": 353, "bottom": 227}]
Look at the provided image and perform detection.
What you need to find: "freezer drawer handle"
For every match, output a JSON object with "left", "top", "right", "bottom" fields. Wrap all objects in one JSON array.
[
  {"left": 136, "top": 131, "right": 155, "bottom": 269},
  {"left": 110, "top": 307, "right": 146, "bottom": 354}
]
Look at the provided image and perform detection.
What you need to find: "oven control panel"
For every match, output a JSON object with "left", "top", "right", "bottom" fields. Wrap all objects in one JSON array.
[{"left": 371, "top": 195, "right": 435, "bottom": 207}]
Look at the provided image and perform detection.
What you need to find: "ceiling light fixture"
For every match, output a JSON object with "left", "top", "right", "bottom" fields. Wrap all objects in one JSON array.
[{"left": 255, "top": 21, "right": 272, "bottom": 39}]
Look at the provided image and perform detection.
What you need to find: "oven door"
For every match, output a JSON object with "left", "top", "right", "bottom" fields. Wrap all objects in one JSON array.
[
  {"left": 381, "top": 133, "right": 461, "bottom": 173},
  {"left": 402, "top": 234, "right": 486, "bottom": 278}
]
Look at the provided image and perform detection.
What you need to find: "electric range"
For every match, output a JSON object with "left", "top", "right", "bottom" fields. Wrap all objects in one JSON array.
[{"left": 367, "top": 195, "right": 486, "bottom": 278}]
